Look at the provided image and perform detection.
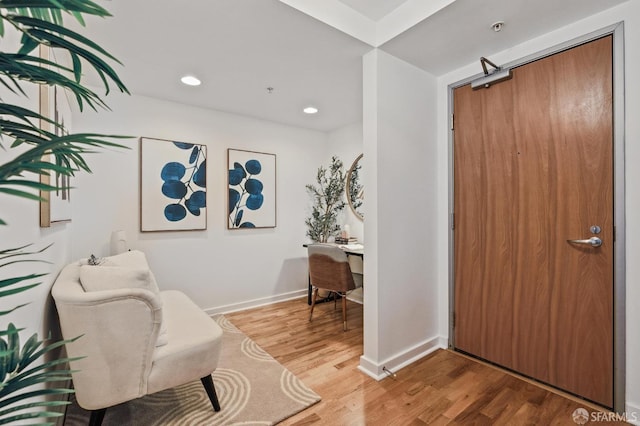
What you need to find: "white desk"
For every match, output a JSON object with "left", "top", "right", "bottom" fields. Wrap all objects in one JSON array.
[{"left": 303, "top": 243, "right": 363, "bottom": 257}]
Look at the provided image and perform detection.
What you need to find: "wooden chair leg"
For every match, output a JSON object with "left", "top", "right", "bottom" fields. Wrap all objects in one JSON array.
[
  {"left": 309, "top": 287, "right": 319, "bottom": 322},
  {"left": 200, "top": 375, "right": 221, "bottom": 412},
  {"left": 342, "top": 294, "right": 348, "bottom": 331},
  {"left": 89, "top": 408, "right": 107, "bottom": 426}
]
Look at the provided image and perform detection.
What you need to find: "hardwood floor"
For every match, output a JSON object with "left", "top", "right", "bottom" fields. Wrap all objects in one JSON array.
[{"left": 225, "top": 298, "right": 625, "bottom": 425}]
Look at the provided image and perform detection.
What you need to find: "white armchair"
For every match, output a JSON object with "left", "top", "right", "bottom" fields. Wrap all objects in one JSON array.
[{"left": 51, "top": 251, "right": 223, "bottom": 426}]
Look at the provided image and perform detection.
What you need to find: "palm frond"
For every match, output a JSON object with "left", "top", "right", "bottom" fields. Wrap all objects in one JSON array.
[
  {"left": 0, "top": 103, "right": 58, "bottom": 127},
  {"left": 0, "top": 255, "right": 47, "bottom": 309},
  {"left": 0, "top": 244, "right": 42, "bottom": 255},
  {"left": 0, "top": 283, "right": 40, "bottom": 298},
  {"left": 0, "top": 274, "right": 47, "bottom": 291},
  {"left": 0, "top": 9, "right": 129, "bottom": 108},
  {"left": 15, "top": 16, "right": 117, "bottom": 60},
  {"left": 0, "top": 324, "right": 79, "bottom": 409},
  {"left": 0, "top": 133, "right": 130, "bottom": 196},
  {"left": 1, "top": 1, "right": 128, "bottom": 423},
  {"left": 0, "top": 304, "right": 28, "bottom": 317},
  {"left": 0, "top": 402, "right": 67, "bottom": 426},
  {"left": 0, "top": 0, "right": 131, "bottom": 226},
  {"left": 0, "top": 53, "right": 113, "bottom": 111},
  {"left": 0, "top": 0, "right": 111, "bottom": 21},
  {"left": 0, "top": 244, "right": 51, "bottom": 269}
]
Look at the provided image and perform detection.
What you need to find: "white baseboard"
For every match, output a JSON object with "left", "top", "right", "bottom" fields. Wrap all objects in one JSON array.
[
  {"left": 205, "top": 289, "right": 308, "bottom": 316},
  {"left": 358, "top": 335, "right": 447, "bottom": 380},
  {"left": 347, "top": 287, "right": 363, "bottom": 304},
  {"left": 626, "top": 402, "right": 640, "bottom": 425}
]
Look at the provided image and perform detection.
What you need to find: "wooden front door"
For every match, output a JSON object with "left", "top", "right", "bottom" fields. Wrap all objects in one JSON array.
[{"left": 453, "top": 35, "right": 614, "bottom": 407}]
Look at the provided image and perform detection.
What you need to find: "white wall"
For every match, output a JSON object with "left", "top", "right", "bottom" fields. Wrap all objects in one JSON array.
[
  {"left": 70, "top": 92, "right": 328, "bottom": 313},
  {"left": 435, "top": 1, "right": 640, "bottom": 416},
  {"left": 360, "top": 49, "right": 440, "bottom": 378}
]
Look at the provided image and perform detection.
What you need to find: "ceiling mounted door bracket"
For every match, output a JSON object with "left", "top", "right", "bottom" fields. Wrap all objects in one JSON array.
[{"left": 471, "top": 56, "right": 512, "bottom": 90}]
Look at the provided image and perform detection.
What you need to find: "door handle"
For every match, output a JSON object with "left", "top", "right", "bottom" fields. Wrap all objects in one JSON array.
[{"left": 567, "top": 237, "right": 602, "bottom": 247}]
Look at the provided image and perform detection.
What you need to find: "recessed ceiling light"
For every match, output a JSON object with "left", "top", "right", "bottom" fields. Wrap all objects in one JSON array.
[
  {"left": 181, "top": 75, "right": 201, "bottom": 86},
  {"left": 303, "top": 106, "right": 318, "bottom": 114}
]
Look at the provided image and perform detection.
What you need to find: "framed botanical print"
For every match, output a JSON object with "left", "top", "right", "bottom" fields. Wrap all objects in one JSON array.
[
  {"left": 140, "top": 137, "right": 207, "bottom": 232},
  {"left": 227, "top": 149, "right": 276, "bottom": 229}
]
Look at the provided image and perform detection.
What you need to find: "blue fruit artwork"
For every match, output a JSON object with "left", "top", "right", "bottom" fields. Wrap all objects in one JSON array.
[
  {"left": 228, "top": 159, "right": 264, "bottom": 228},
  {"left": 160, "top": 141, "right": 207, "bottom": 222}
]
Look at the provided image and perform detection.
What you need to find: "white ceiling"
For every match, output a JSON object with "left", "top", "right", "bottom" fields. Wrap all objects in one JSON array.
[
  {"left": 379, "top": 0, "right": 628, "bottom": 76},
  {"left": 338, "top": 0, "right": 411, "bottom": 21},
  {"left": 78, "top": 0, "right": 627, "bottom": 132}
]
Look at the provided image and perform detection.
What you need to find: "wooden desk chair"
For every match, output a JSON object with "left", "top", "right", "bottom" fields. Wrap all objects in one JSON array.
[{"left": 307, "top": 244, "right": 357, "bottom": 331}]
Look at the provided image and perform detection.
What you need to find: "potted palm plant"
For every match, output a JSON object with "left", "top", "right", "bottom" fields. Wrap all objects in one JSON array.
[{"left": 0, "top": 1, "right": 128, "bottom": 423}]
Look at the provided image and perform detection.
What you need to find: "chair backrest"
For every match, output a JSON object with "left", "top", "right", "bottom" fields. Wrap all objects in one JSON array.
[{"left": 307, "top": 244, "right": 356, "bottom": 293}]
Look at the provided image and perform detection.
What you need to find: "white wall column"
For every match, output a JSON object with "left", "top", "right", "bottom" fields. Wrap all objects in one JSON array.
[{"left": 360, "top": 49, "right": 442, "bottom": 379}]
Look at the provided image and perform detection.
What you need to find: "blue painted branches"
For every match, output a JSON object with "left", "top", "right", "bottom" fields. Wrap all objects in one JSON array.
[
  {"left": 161, "top": 142, "right": 206, "bottom": 222},
  {"left": 228, "top": 159, "right": 264, "bottom": 228}
]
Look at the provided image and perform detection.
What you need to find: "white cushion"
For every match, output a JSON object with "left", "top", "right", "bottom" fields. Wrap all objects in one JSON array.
[
  {"left": 147, "top": 291, "right": 223, "bottom": 394},
  {"left": 79, "top": 250, "right": 168, "bottom": 347},
  {"left": 79, "top": 266, "right": 151, "bottom": 293},
  {"left": 103, "top": 250, "right": 147, "bottom": 266},
  {"left": 103, "top": 251, "right": 162, "bottom": 294}
]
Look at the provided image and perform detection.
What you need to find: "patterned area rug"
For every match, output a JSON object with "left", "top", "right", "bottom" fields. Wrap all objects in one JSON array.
[{"left": 63, "top": 315, "right": 320, "bottom": 425}]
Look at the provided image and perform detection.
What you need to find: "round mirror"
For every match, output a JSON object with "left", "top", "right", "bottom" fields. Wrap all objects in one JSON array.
[{"left": 346, "top": 154, "right": 364, "bottom": 221}]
